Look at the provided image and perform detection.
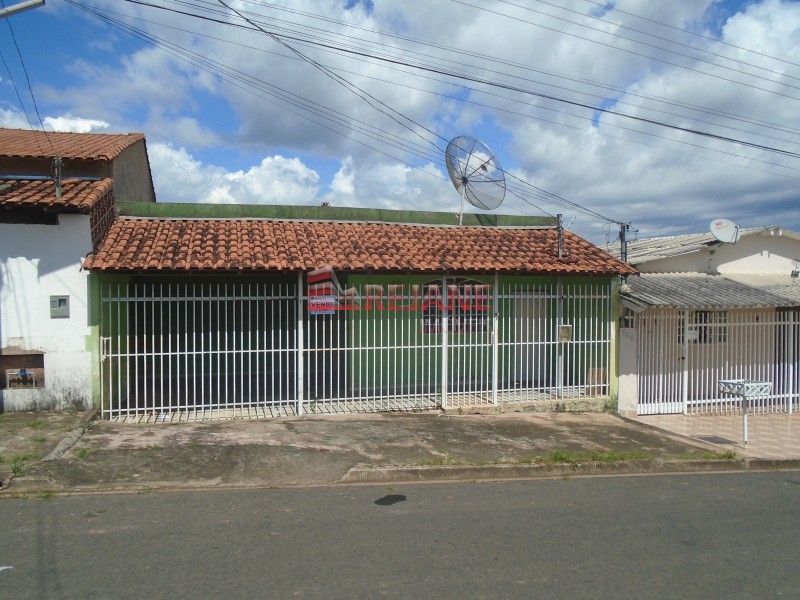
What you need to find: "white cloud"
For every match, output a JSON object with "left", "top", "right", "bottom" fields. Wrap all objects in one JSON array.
[
  {"left": 148, "top": 143, "right": 320, "bottom": 205},
  {"left": 43, "top": 114, "right": 109, "bottom": 133},
  {"left": 0, "top": 109, "right": 109, "bottom": 133},
  {"left": 322, "top": 157, "right": 455, "bottom": 213},
  {"left": 329, "top": 157, "right": 355, "bottom": 195},
  {"left": 0, "top": 108, "right": 30, "bottom": 129}
]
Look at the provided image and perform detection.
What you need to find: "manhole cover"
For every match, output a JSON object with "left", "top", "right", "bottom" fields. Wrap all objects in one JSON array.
[{"left": 695, "top": 435, "right": 736, "bottom": 445}]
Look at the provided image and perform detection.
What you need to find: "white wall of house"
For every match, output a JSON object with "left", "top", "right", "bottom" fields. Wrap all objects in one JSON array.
[
  {"left": 0, "top": 215, "right": 93, "bottom": 411},
  {"left": 636, "top": 233, "right": 800, "bottom": 275},
  {"left": 617, "top": 326, "right": 638, "bottom": 415}
]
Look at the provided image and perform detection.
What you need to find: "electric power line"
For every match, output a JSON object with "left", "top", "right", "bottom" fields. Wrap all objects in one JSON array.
[
  {"left": 0, "top": 0, "right": 54, "bottom": 154},
  {"left": 117, "top": 0, "right": 800, "bottom": 158},
  {"left": 67, "top": 0, "right": 800, "bottom": 226}
]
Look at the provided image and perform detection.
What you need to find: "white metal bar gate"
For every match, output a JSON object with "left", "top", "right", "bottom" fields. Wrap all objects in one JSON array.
[
  {"left": 637, "top": 308, "right": 800, "bottom": 415},
  {"left": 99, "top": 282, "right": 298, "bottom": 420},
  {"left": 100, "top": 279, "right": 613, "bottom": 420}
]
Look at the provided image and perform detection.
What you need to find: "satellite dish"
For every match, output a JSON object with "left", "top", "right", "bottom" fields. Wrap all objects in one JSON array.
[
  {"left": 710, "top": 218, "right": 740, "bottom": 244},
  {"left": 445, "top": 136, "right": 506, "bottom": 225}
]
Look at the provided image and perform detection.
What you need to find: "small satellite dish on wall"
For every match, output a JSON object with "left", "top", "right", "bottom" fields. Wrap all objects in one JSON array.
[{"left": 710, "top": 218, "right": 740, "bottom": 244}]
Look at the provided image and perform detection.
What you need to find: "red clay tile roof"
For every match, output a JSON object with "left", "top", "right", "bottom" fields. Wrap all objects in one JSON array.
[
  {"left": 0, "top": 128, "right": 145, "bottom": 161},
  {"left": 84, "top": 218, "right": 637, "bottom": 276},
  {"left": 0, "top": 178, "right": 113, "bottom": 213}
]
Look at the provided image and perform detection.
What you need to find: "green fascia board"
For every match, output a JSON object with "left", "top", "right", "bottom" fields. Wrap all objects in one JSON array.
[{"left": 118, "top": 201, "right": 556, "bottom": 227}]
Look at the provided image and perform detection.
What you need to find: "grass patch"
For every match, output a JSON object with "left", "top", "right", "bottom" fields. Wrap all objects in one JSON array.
[
  {"left": 0, "top": 414, "right": 5, "bottom": 424},
  {"left": 11, "top": 454, "right": 33, "bottom": 477},
  {"left": 525, "top": 449, "right": 653, "bottom": 467},
  {"left": 27, "top": 420, "right": 43, "bottom": 429},
  {"left": 36, "top": 492, "right": 55, "bottom": 500},
  {"left": 75, "top": 448, "right": 91, "bottom": 459},
  {"left": 33, "top": 436, "right": 47, "bottom": 444},
  {"left": 588, "top": 450, "right": 651, "bottom": 462},
  {"left": 416, "top": 450, "right": 657, "bottom": 469},
  {"left": 549, "top": 450, "right": 578, "bottom": 464},
  {"left": 416, "top": 455, "right": 463, "bottom": 467}
]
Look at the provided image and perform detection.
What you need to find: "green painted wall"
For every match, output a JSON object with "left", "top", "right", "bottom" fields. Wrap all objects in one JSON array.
[
  {"left": 119, "top": 201, "right": 556, "bottom": 228},
  {"left": 327, "top": 273, "right": 616, "bottom": 396},
  {"left": 337, "top": 273, "right": 496, "bottom": 394},
  {"left": 89, "top": 273, "right": 132, "bottom": 409},
  {"left": 93, "top": 270, "right": 619, "bottom": 410}
]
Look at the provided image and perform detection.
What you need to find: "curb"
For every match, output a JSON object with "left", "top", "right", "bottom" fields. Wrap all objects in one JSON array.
[
  {"left": 3, "top": 458, "right": 799, "bottom": 495},
  {"left": 342, "top": 458, "right": 800, "bottom": 484},
  {"left": 2, "top": 476, "right": 65, "bottom": 494}
]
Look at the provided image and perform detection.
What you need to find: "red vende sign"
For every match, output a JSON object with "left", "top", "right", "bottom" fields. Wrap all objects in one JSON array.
[{"left": 307, "top": 268, "right": 490, "bottom": 313}]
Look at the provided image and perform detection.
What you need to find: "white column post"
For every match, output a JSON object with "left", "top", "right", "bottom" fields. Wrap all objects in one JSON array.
[
  {"left": 556, "top": 277, "right": 564, "bottom": 398},
  {"left": 788, "top": 311, "right": 794, "bottom": 415},
  {"left": 492, "top": 273, "right": 499, "bottom": 405},
  {"left": 743, "top": 393, "right": 749, "bottom": 447},
  {"left": 682, "top": 310, "right": 689, "bottom": 415},
  {"left": 441, "top": 276, "right": 448, "bottom": 409},
  {"left": 296, "top": 271, "right": 305, "bottom": 416}
]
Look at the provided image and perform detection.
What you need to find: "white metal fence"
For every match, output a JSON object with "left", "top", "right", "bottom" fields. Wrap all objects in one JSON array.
[
  {"left": 99, "top": 282, "right": 298, "bottom": 420},
  {"left": 99, "top": 278, "right": 613, "bottom": 420},
  {"left": 637, "top": 308, "right": 800, "bottom": 415}
]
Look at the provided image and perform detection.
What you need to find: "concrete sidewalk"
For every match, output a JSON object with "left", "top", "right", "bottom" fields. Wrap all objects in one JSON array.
[
  {"left": 1, "top": 409, "right": 798, "bottom": 494},
  {"left": 634, "top": 413, "right": 800, "bottom": 460}
]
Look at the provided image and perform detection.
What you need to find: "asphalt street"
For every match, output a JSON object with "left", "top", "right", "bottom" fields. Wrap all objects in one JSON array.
[{"left": 1, "top": 472, "right": 798, "bottom": 599}]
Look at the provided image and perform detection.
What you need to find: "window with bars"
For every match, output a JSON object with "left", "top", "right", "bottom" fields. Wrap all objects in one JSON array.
[{"left": 678, "top": 310, "right": 728, "bottom": 344}]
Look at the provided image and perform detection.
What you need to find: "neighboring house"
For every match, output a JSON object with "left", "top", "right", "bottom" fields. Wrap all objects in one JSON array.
[
  {"left": 613, "top": 226, "right": 800, "bottom": 416},
  {"left": 0, "top": 128, "right": 154, "bottom": 411}
]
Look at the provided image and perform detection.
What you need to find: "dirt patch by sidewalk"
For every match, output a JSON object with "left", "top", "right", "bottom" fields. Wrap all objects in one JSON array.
[{"left": 0, "top": 410, "right": 95, "bottom": 487}]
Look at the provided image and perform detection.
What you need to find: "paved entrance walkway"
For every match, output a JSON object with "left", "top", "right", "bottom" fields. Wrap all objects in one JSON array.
[{"left": 634, "top": 413, "right": 800, "bottom": 459}]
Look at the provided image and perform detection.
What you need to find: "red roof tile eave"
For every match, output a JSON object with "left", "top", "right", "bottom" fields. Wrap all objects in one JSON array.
[
  {"left": 82, "top": 264, "right": 299, "bottom": 275},
  {"left": 82, "top": 262, "right": 635, "bottom": 277},
  {"left": 0, "top": 129, "right": 145, "bottom": 161},
  {"left": 84, "top": 218, "right": 637, "bottom": 277},
  {"left": 0, "top": 177, "right": 114, "bottom": 213}
]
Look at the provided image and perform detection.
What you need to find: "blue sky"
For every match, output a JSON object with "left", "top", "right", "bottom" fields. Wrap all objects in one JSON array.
[{"left": 2, "top": 0, "right": 799, "bottom": 244}]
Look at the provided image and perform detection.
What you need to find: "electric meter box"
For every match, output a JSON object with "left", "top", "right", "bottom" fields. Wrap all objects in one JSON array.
[{"left": 50, "top": 295, "right": 70, "bottom": 318}]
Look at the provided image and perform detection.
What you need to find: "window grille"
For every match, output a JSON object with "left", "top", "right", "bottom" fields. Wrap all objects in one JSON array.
[{"left": 678, "top": 310, "right": 728, "bottom": 344}]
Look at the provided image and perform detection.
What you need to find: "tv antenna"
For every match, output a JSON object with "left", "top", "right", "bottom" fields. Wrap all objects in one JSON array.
[
  {"left": 445, "top": 136, "right": 506, "bottom": 226},
  {"left": 710, "top": 218, "right": 740, "bottom": 244}
]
